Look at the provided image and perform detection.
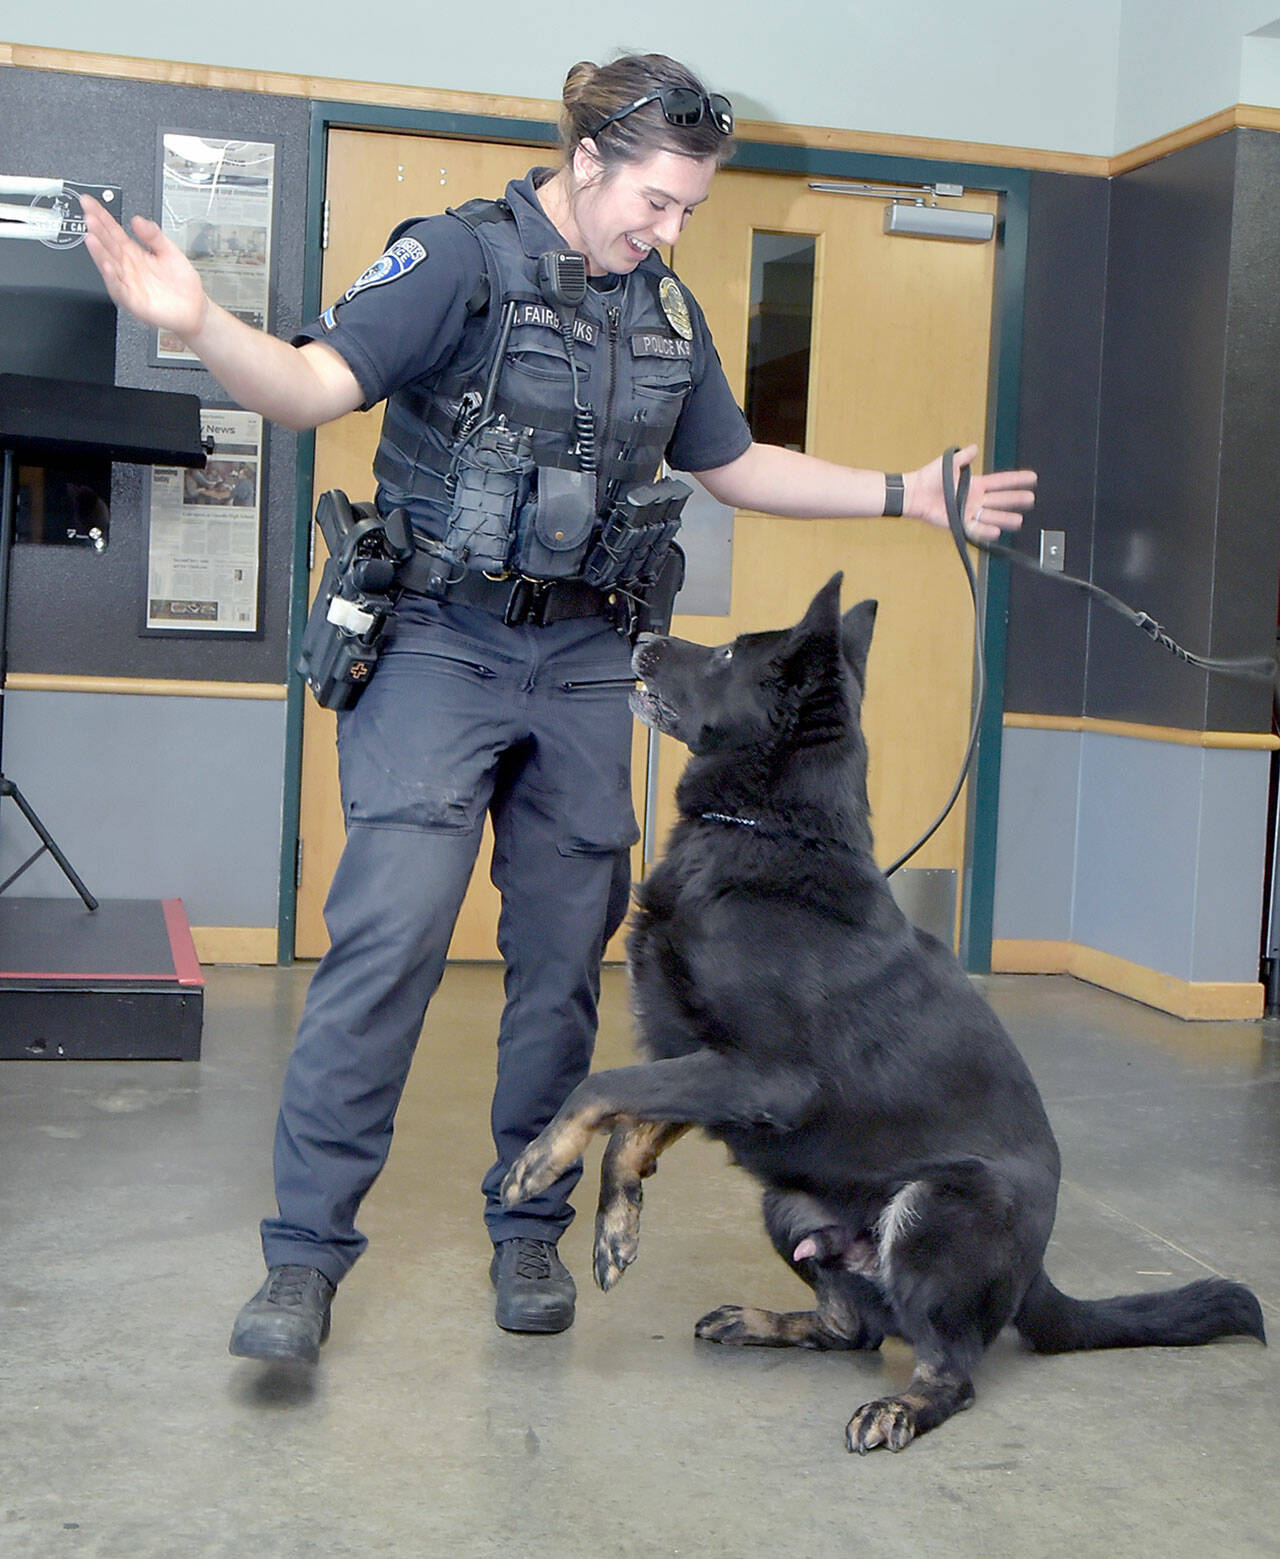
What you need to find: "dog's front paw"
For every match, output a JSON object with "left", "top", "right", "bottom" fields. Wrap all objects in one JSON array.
[
  {"left": 845, "top": 1397, "right": 918, "bottom": 1454},
  {"left": 593, "top": 1230, "right": 636, "bottom": 1292},
  {"left": 593, "top": 1185, "right": 642, "bottom": 1291},
  {"left": 500, "top": 1136, "right": 561, "bottom": 1207}
]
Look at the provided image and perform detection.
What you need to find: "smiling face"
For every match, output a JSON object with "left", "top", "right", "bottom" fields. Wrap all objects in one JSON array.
[{"left": 549, "top": 144, "right": 719, "bottom": 276}]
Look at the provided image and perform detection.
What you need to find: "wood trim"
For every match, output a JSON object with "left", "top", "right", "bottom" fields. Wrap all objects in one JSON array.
[
  {"left": 990, "top": 939, "right": 1264, "bottom": 1021},
  {"left": 727, "top": 118, "right": 1107, "bottom": 176},
  {"left": 1109, "top": 103, "right": 1280, "bottom": 175},
  {"left": 6, "top": 672, "right": 287, "bottom": 699},
  {"left": 991, "top": 939, "right": 1077, "bottom": 974},
  {"left": 190, "top": 925, "right": 278, "bottom": 964},
  {"left": 1003, "top": 711, "right": 1280, "bottom": 751},
  {"left": 16, "top": 37, "right": 1264, "bottom": 181},
  {"left": 0, "top": 41, "right": 560, "bottom": 126}
]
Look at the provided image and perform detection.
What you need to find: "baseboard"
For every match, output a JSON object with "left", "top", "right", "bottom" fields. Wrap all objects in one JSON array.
[
  {"left": 990, "top": 939, "right": 1264, "bottom": 1021},
  {"left": 191, "top": 926, "right": 278, "bottom": 964}
]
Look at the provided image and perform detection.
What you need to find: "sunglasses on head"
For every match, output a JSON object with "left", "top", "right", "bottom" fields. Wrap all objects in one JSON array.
[{"left": 591, "top": 87, "right": 734, "bottom": 141}]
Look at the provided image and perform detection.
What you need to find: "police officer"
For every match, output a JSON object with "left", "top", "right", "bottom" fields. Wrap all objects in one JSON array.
[{"left": 82, "top": 52, "right": 1035, "bottom": 1362}]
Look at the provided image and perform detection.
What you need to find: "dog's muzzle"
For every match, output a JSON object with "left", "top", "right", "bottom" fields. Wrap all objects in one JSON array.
[
  {"left": 631, "top": 632, "right": 665, "bottom": 679},
  {"left": 629, "top": 682, "right": 679, "bottom": 733},
  {"left": 630, "top": 635, "right": 680, "bottom": 731}
]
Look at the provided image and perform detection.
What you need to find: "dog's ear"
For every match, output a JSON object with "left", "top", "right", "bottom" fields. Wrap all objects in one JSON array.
[
  {"left": 841, "top": 598, "right": 878, "bottom": 686},
  {"left": 783, "top": 574, "right": 844, "bottom": 666},
  {"left": 779, "top": 575, "right": 848, "bottom": 744},
  {"left": 796, "top": 574, "right": 844, "bottom": 636}
]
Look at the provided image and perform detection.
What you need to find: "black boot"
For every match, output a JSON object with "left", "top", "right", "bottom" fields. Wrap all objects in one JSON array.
[
  {"left": 489, "top": 1239, "right": 576, "bottom": 1333},
  {"left": 229, "top": 1265, "right": 336, "bottom": 1363}
]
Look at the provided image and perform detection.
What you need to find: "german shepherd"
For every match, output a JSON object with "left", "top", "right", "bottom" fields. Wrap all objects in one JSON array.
[{"left": 501, "top": 576, "right": 1264, "bottom": 1452}]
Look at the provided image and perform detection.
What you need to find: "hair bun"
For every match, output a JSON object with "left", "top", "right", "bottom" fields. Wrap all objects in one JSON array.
[{"left": 562, "top": 61, "right": 597, "bottom": 108}]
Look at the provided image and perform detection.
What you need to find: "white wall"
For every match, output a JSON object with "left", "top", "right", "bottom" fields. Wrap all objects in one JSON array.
[
  {"left": 1114, "top": 2, "right": 1280, "bottom": 149},
  {"left": 7, "top": 1, "right": 1127, "bottom": 154},
  {"left": 16, "top": 3, "right": 1280, "bottom": 155},
  {"left": 20, "top": 2, "right": 1280, "bottom": 154}
]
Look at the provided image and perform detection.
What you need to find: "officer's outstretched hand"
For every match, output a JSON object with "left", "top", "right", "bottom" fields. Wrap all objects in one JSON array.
[
  {"left": 81, "top": 193, "right": 210, "bottom": 346},
  {"left": 908, "top": 445, "right": 1036, "bottom": 545}
]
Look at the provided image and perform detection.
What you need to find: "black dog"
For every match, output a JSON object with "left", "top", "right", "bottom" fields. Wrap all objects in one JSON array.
[{"left": 501, "top": 576, "right": 1264, "bottom": 1452}]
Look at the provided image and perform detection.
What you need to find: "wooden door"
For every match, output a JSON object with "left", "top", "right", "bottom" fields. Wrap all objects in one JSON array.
[
  {"left": 658, "top": 169, "right": 999, "bottom": 884},
  {"left": 298, "top": 136, "right": 998, "bottom": 957}
]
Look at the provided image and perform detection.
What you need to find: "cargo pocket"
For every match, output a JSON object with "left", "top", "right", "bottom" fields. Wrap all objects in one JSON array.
[
  {"left": 557, "top": 802, "right": 640, "bottom": 859},
  {"left": 336, "top": 646, "right": 500, "bottom": 833},
  {"left": 552, "top": 670, "right": 641, "bottom": 858}
]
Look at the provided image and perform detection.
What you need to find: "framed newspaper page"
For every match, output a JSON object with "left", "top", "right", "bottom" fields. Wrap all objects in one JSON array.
[
  {"left": 143, "top": 406, "right": 265, "bottom": 637},
  {"left": 154, "top": 133, "right": 276, "bottom": 366}
]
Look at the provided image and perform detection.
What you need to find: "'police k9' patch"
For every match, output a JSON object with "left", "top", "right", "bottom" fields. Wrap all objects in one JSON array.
[{"left": 630, "top": 330, "right": 692, "bottom": 360}]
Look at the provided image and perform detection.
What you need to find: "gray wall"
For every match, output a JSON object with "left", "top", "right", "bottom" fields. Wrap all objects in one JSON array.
[
  {"left": 1007, "top": 134, "right": 1280, "bottom": 734},
  {"left": 1090, "top": 130, "right": 1280, "bottom": 735},
  {"left": 1, "top": 66, "right": 309, "bottom": 931},
  {"left": 2, "top": 66, "right": 309, "bottom": 682},
  {"left": 995, "top": 727, "right": 1269, "bottom": 986},
  {"left": 0, "top": 691, "right": 286, "bottom": 927},
  {"left": 998, "top": 130, "right": 1280, "bottom": 987},
  {"left": 1004, "top": 171, "right": 1109, "bottom": 719}
]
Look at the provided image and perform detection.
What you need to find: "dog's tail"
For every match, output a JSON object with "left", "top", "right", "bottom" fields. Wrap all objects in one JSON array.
[{"left": 1013, "top": 1267, "right": 1266, "bottom": 1354}]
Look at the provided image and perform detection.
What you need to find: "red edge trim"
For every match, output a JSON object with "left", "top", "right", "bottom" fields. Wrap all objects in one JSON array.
[
  {"left": 0, "top": 970, "right": 181, "bottom": 982},
  {"left": 162, "top": 898, "right": 205, "bottom": 987}
]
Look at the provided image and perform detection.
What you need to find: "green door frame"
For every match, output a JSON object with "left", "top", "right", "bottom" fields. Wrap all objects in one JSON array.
[{"left": 277, "top": 101, "right": 1029, "bottom": 972}]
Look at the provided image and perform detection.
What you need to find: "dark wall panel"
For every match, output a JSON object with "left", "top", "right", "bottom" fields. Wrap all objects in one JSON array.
[
  {"left": 1006, "top": 170, "right": 1109, "bottom": 717},
  {"left": 1088, "top": 132, "right": 1239, "bottom": 729},
  {"left": 1209, "top": 129, "right": 1280, "bottom": 732},
  {"left": 0, "top": 67, "right": 309, "bottom": 682}
]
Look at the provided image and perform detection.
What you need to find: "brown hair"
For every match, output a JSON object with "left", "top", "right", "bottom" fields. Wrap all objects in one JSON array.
[{"left": 559, "top": 53, "right": 735, "bottom": 170}]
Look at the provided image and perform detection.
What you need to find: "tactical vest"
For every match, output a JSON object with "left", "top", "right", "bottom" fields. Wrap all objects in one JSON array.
[{"left": 371, "top": 196, "right": 697, "bottom": 579}]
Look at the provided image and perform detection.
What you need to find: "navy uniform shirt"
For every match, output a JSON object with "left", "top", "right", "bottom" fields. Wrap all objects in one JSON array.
[{"left": 293, "top": 168, "right": 753, "bottom": 476}]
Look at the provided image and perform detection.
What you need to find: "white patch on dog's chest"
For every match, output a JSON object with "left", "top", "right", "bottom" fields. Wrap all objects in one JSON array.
[{"left": 876, "top": 1182, "right": 925, "bottom": 1275}]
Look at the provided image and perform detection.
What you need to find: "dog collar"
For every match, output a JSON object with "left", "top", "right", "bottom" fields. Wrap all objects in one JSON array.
[{"left": 699, "top": 810, "right": 867, "bottom": 856}]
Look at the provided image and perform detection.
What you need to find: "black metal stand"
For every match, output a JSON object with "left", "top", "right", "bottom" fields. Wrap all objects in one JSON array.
[
  {"left": 0, "top": 375, "right": 204, "bottom": 917},
  {"left": 0, "top": 446, "right": 97, "bottom": 909},
  {"left": 1262, "top": 739, "right": 1280, "bottom": 1016}
]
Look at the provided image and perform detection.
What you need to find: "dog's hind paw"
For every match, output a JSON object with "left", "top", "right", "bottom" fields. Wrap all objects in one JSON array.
[
  {"left": 694, "top": 1304, "right": 787, "bottom": 1345},
  {"left": 845, "top": 1397, "right": 918, "bottom": 1455},
  {"left": 694, "top": 1304, "right": 753, "bottom": 1343}
]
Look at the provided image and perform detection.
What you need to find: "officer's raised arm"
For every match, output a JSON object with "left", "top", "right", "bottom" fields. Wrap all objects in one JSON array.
[
  {"left": 694, "top": 440, "right": 1036, "bottom": 545},
  {"left": 79, "top": 192, "right": 363, "bottom": 432}
]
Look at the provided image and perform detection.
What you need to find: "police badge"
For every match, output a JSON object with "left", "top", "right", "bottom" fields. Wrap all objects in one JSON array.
[{"left": 659, "top": 276, "right": 694, "bottom": 340}]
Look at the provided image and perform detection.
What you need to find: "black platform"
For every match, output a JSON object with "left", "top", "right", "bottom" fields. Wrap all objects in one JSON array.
[{"left": 0, "top": 898, "right": 203, "bottom": 1060}]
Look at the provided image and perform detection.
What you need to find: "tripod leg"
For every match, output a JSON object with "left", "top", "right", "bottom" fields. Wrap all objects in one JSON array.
[{"left": 0, "top": 777, "right": 98, "bottom": 911}]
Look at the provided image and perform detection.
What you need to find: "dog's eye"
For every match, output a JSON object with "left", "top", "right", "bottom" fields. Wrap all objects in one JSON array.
[{"left": 715, "top": 645, "right": 734, "bottom": 664}]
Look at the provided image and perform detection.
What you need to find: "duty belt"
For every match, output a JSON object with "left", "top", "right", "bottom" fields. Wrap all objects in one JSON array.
[{"left": 399, "top": 554, "right": 620, "bottom": 627}]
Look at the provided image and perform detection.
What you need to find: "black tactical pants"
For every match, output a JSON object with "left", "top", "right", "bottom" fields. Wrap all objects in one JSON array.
[{"left": 261, "top": 594, "right": 638, "bottom": 1286}]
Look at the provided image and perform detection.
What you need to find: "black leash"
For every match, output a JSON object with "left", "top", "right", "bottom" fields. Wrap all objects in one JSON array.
[
  {"left": 884, "top": 457, "right": 982, "bottom": 876},
  {"left": 885, "top": 448, "right": 1276, "bottom": 877}
]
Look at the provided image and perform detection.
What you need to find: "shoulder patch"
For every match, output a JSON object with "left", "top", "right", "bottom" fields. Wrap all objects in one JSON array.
[{"left": 344, "top": 236, "right": 429, "bottom": 301}]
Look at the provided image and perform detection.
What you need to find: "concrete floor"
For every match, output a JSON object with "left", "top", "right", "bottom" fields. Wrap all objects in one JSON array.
[{"left": 2, "top": 964, "right": 1278, "bottom": 1558}]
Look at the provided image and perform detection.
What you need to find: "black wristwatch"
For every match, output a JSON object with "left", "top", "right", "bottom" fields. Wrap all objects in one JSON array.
[{"left": 882, "top": 473, "right": 905, "bottom": 517}]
